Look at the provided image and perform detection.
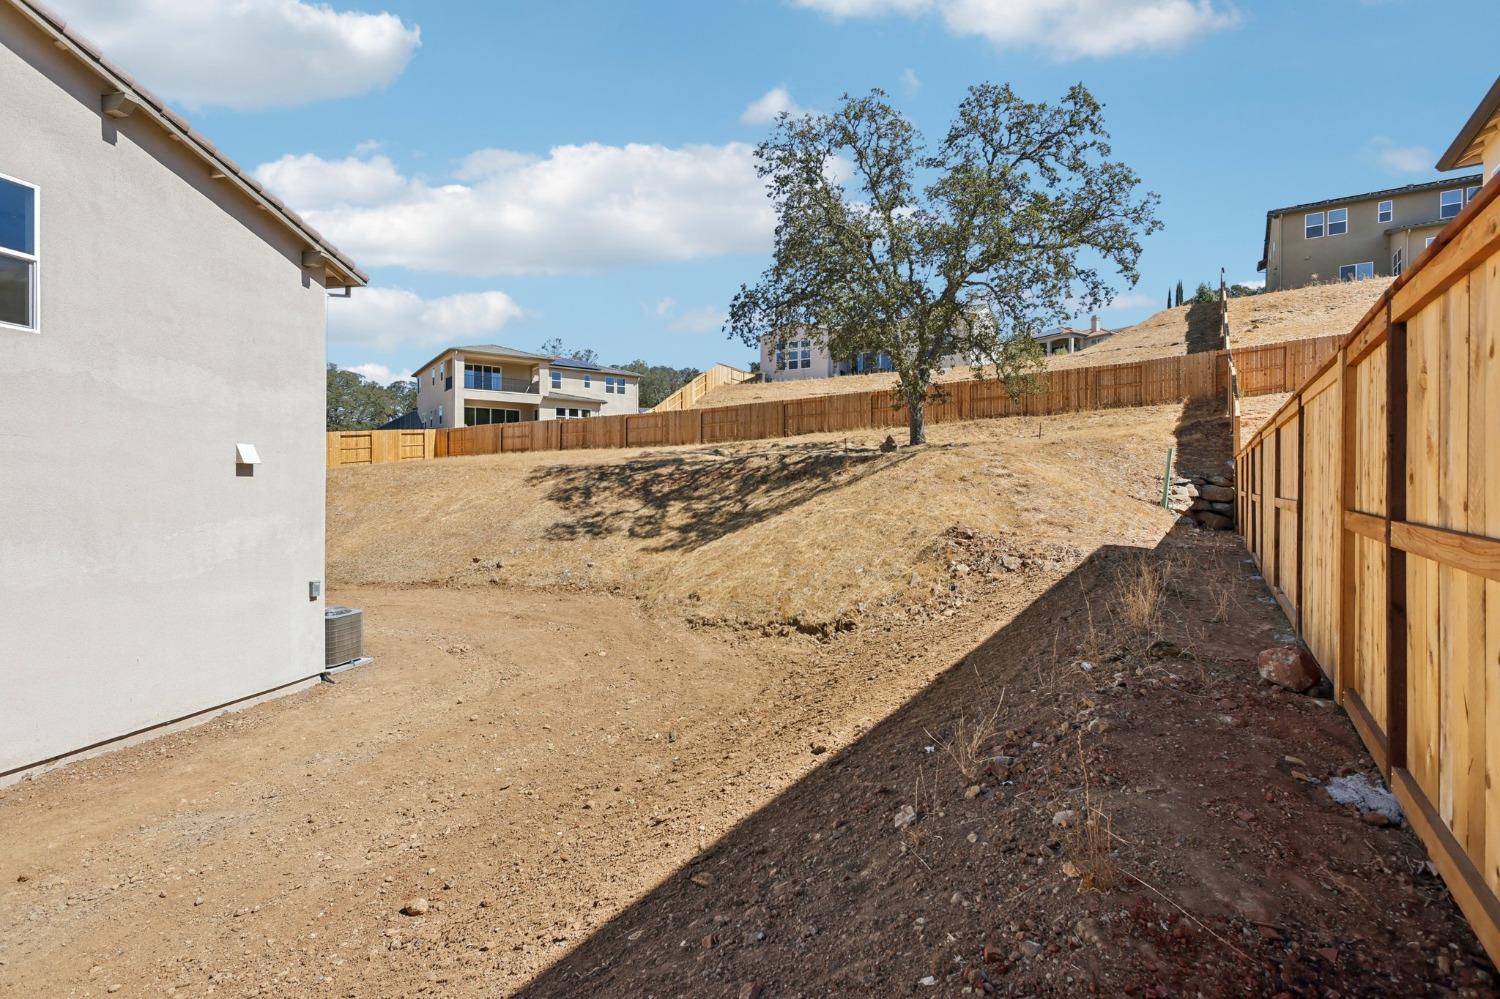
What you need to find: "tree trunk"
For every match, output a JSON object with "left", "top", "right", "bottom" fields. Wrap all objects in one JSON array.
[{"left": 907, "top": 395, "right": 927, "bottom": 446}]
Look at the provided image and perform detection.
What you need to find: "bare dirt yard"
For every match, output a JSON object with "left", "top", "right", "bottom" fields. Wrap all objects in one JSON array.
[
  {"left": 689, "top": 279, "right": 1388, "bottom": 410},
  {"left": 2, "top": 402, "right": 1494, "bottom": 997}
]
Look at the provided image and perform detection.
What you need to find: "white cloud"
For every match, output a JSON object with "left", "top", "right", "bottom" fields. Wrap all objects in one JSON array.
[
  {"left": 327, "top": 287, "right": 525, "bottom": 352},
  {"left": 1369, "top": 140, "right": 1434, "bottom": 174},
  {"left": 50, "top": 0, "right": 420, "bottom": 109},
  {"left": 343, "top": 362, "right": 404, "bottom": 384},
  {"left": 741, "top": 86, "right": 808, "bottom": 124},
  {"left": 792, "top": 0, "right": 1239, "bottom": 58},
  {"left": 650, "top": 298, "right": 723, "bottom": 333},
  {"left": 254, "top": 143, "right": 774, "bottom": 275},
  {"left": 900, "top": 67, "right": 922, "bottom": 93}
]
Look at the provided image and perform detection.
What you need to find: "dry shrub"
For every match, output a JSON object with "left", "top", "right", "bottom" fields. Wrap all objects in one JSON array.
[
  {"left": 1069, "top": 734, "right": 1118, "bottom": 892},
  {"left": 1113, "top": 555, "right": 1170, "bottom": 643},
  {"left": 927, "top": 687, "right": 1007, "bottom": 785}
]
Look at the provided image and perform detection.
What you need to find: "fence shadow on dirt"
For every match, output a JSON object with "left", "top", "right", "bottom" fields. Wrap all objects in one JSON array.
[
  {"left": 1185, "top": 297, "right": 1225, "bottom": 355},
  {"left": 527, "top": 440, "right": 921, "bottom": 553}
]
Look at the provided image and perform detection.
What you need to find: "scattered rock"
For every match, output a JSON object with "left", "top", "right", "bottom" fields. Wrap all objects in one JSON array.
[
  {"left": 1195, "top": 512, "right": 1234, "bottom": 531},
  {"left": 1020, "top": 940, "right": 1043, "bottom": 958},
  {"left": 880, "top": 435, "right": 898, "bottom": 453},
  {"left": 739, "top": 985, "right": 764, "bottom": 999},
  {"left": 689, "top": 872, "right": 714, "bottom": 888},
  {"left": 1061, "top": 860, "right": 1082, "bottom": 878},
  {"left": 893, "top": 804, "right": 918, "bottom": 830},
  {"left": 1052, "top": 809, "right": 1079, "bottom": 829},
  {"left": 1200, "top": 484, "right": 1235, "bottom": 502},
  {"left": 1086, "top": 718, "right": 1112, "bottom": 735},
  {"left": 810, "top": 743, "right": 828, "bottom": 756},
  {"left": 400, "top": 898, "right": 429, "bottom": 917},
  {"left": 1257, "top": 645, "right": 1319, "bottom": 692},
  {"left": 918, "top": 975, "right": 937, "bottom": 987},
  {"left": 964, "top": 784, "right": 982, "bottom": 800}
]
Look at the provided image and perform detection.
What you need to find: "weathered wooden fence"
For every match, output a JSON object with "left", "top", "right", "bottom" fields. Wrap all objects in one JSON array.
[
  {"left": 1238, "top": 176, "right": 1500, "bottom": 965},
  {"left": 650, "top": 362, "right": 754, "bottom": 412},
  {"left": 329, "top": 337, "right": 1342, "bottom": 468}
]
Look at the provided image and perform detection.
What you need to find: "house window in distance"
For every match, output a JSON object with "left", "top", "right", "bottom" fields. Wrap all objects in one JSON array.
[
  {"left": 465, "top": 406, "right": 520, "bottom": 425},
  {"left": 551, "top": 371, "right": 562, "bottom": 389},
  {"left": 1377, "top": 200, "right": 1393, "bottom": 224},
  {"left": 1440, "top": 190, "right": 1463, "bottom": 219},
  {"left": 1339, "top": 262, "right": 1374, "bottom": 281},
  {"left": 1392, "top": 247, "right": 1404, "bottom": 276},
  {"left": 583, "top": 374, "right": 591, "bottom": 388},
  {"left": 0, "top": 175, "right": 39, "bottom": 331},
  {"left": 1425, "top": 236, "right": 1436, "bottom": 248},
  {"left": 1304, "top": 211, "right": 1324, "bottom": 239},
  {"left": 1326, "top": 207, "right": 1347, "bottom": 236}
]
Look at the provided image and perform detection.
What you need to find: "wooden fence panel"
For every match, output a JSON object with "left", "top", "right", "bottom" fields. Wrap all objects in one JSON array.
[{"left": 1236, "top": 181, "right": 1500, "bottom": 965}]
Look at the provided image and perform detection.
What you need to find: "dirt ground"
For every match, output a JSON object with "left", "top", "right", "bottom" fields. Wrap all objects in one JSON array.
[
  {"left": 2, "top": 403, "right": 1494, "bottom": 997},
  {"left": 690, "top": 280, "right": 1387, "bottom": 410}
]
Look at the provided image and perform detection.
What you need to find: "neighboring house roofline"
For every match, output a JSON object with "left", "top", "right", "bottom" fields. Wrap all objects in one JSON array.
[
  {"left": 545, "top": 357, "right": 639, "bottom": 378},
  {"left": 412, "top": 344, "right": 550, "bottom": 375},
  {"left": 5, "top": 0, "right": 367, "bottom": 288},
  {"left": 1256, "top": 173, "right": 1483, "bottom": 272},
  {"left": 542, "top": 391, "right": 606, "bottom": 405},
  {"left": 1384, "top": 220, "right": 1450, "bottom": 235},
  {"left": 1437, "top": 75, "right": 1500, "bottom": 172}
]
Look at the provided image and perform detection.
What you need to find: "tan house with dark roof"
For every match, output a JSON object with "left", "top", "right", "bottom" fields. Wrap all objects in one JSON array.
[
  {"left": 411, "top": 344, "right": 641, "bottom": 427},
  {"left": 1, "top": 0, "right": 365, "bottom": 779},
  {"left": 1258, "top": 175, "right": 1482, "bottom": 292}
]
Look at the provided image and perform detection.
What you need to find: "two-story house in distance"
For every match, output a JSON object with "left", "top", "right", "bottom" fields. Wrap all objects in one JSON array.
[
  {"left": 1258, "top": 173, "right": 1483, "bottom": 291},
  {"left": 410, "top": 344, "right": 640, "bottom": 427}
]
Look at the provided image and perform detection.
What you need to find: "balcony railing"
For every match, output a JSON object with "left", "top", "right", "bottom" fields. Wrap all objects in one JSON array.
[{"left": 464, "top": 373, "right": 539, "bottom": 393}]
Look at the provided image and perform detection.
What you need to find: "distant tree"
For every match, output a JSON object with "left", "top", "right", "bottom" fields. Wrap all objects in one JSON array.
[
  {"left": 1227, "top": 283, "right": 1262, "bottom": 298},
  {"left": 325, "top": 364, "right": 417, "bottom": 430},
  {"left": 748, "top": 360, "right": 761, "bottom": 375},
  {"left": 618, "top": 359, "right": 701, "bottom": 408},
  {"left": 1192, "top": 281, "right": 1216, "bottom": 304},
  {"left": 538, "top": 338, "right": 599, "bottom": 365},
  {"left": 1174, "top": 280, "right": 1184, "bottom": 307},
  {"left": 1167, "top": 288, "right": 1172, "bottom": 310},
  {"left": 727, "top": 83, "right": 1160, "bottom": 445}
]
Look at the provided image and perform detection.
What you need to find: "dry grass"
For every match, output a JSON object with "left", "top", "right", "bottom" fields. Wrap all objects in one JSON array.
[
  {"left": 327, "top": 405, "right": 1196, "bottom": 633},
  {"left": 1069, "top": 734, "right": 1118, "bottom": 893},
  {"left": 689, "top": 281, "right": 1388, "bottom": 410},
  {"left": 1113, "top": 555, "right": 1171, "bottom": 644},
  {"left": 927, "top": 683, "right": 1007, "bottom": 785}
]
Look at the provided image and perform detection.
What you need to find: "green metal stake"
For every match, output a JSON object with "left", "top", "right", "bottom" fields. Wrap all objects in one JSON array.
[{"left": 1161, "top": 445, "right": 1176, "bottom": 510}]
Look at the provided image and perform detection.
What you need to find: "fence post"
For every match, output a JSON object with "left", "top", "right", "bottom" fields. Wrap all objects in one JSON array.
[
  {"left": 1385, "top": 312, "right": 1408, "bottom": 772},
  {"left": 1160, "top": 446, "right": 1176, "bottom": 510}
]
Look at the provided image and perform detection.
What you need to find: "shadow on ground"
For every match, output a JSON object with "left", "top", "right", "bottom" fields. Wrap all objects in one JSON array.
[
  {"left": 1185, "top": 297, "right": 1224, "bottom": 355},
  {"left": 514, "top": 404, "right": 1489, "bottom": 996},
  {"left": 527, "top": 440, "right": 919, "bottom": 553}
]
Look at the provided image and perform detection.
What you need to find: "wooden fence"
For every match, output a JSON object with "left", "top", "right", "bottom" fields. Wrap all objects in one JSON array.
[
  {"left": 324, "top": 428, "right": 437, "bottom": 467},
  {"left": 1237, "top": 176, "right": 1500, "bottom": 965},
  {"left": 328, "top": 337, "right": 1342, "bottom": 468},
  {"left": 651, "top": 362, "right": 754, "bottom": 412}
]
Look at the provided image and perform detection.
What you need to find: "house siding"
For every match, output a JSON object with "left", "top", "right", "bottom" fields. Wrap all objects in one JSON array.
[{"left": 0, "top": 6, "right": 329, "bottom": 775}]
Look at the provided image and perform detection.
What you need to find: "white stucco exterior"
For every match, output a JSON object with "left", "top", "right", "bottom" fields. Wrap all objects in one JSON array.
[
  {"left": 412, "top": 346, "right": 642, "bottom": 427},
  {"left": 0, "top": 5, "right": 350, "bottom": 777}
]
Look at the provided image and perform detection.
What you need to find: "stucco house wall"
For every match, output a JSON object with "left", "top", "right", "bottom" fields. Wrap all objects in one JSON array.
[{"left": 0, "top": 5, "right": 341, "bottom": 777}]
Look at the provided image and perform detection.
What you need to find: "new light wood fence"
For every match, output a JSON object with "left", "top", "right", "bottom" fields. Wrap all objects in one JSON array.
[
  {"left": 1238, "top": 177, "right": 1500, "bottom": 965},
  {"left": 650, "top": 362, "right": 754, "bottom": 412},
  {"left": 328, "top": 336, "right": 1343, "bottom": 469}
]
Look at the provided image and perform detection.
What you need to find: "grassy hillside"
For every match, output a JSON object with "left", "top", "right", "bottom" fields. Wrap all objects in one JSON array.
[
  {"left": 691, "top": 279, "right": 1388, "bottom": 409},
  {"left": 328, "top": 403, "right": 1226, "bottom": 634}
]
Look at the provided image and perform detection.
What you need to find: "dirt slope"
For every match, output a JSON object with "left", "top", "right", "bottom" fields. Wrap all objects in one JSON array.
[
  {"left": 327, "top": 405, "right": 1206, "bottom": 634},
  {"left": 690, "top": 280, "right": 1388, "bottom": 409}
]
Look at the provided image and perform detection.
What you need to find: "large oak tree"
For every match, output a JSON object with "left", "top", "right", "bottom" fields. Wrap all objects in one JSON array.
[{"left": 728, "top": 83, "right": 1161, "bottom": 444}]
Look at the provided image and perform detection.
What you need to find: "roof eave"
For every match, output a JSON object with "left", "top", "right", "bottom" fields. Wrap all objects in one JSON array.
[{"left": 1437, "top": 76, "right": 1500, "bottom": 172}]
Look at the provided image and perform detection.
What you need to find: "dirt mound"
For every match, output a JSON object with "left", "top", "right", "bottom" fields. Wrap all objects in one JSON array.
[{"left": 327, "top": 405, "right": 1210, "bottom": 633}]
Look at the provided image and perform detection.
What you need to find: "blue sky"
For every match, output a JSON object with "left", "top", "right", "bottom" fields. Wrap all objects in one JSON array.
[{"left": 54, "top": 0, "right": 1498, "bottom": 383}]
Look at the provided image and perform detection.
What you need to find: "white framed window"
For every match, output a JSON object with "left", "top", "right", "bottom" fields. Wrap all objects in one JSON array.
[
  {"left": 1377, "top": 200, "right": 1393, "bottom": 224},
  {"left": 1424, "top": 236, "right": 1436, "bottom": 248},
  {"left": 1326, "top": 207, "right": 1348, "bottom": 236},
  {"left": 582, "top": 373, "right": 591, "bottom": 388},
  {"left": 1467, "top": 185, "right": 1481, "bottom": 203},
  {"left": 1304, "top": 211, "right": 1324, "bottom": 239},
  {"left": 0, "top": 174, "right": 39, "bottom": 332},
  {"left": 1440, "top": 189, "right": 1464, "bottom": 220},
  {"left": 550, "top": 371, "right": 562, "bottom": 389},
  {"left": 1339, "top": 262, "right": 1374, "bottom": 281},
  {"left": 1392, "top": 247, "right": 1405, "bottom": 276}
]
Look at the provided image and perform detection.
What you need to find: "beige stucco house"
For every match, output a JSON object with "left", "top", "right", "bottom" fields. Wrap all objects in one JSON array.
[
  {"left": 1034, "top": 316, "right": 1115, "bottom": 355},
  {"left": 758, "top": 332, "right": 964, "bottom": 382},
  {"left": 1258, "top": 174, "right": 1482, "bottom": 291},
  {"left": 0, "top": 0, "right": 366, "bottom": 780},
  {"left": 411, "top": 344, "right": 641, "bottom": 427}
]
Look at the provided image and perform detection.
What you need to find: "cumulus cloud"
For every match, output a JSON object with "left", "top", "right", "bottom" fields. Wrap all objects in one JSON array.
[
  {"left": 343, "top": 362, "right": 405, "bottom": 384},
  {"left": 900, "top": 67, "right": 922, "bottom": 93},
  {"left": 1369, "top": 139, "right": 1434, "bottom": 174},
  {"left": 253, "top": 143, "right": 773, "bottom": 275},
  {"left": 50, "top": 0, "right": 420, "bottom": 109},
  {"left": 741, "top": 86, "right": 808, "bottom": 124},
  {"left": 792, "top": 0, "right": 1238, "bottom": 58},
  {"left": 327, "top": 287, "right": 525, "bottom": 352}
]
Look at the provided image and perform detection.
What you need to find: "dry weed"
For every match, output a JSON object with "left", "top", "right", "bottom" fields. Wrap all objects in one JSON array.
[
  {"left": 1113, "top": 555, "right": 1170, "bottom": 644},
  {"left": 926, "top": 684, "right": 1007, "bottom": 785},
  {"left": 1069, "top": 734, "right": 1118, "bottom": 892}
]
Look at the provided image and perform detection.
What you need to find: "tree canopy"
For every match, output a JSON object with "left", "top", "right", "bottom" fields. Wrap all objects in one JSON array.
[
  {"left": 727, "top": 82, "right": 1160, "bottom": 444},
  {"left": 325, "top": 365, "right": 416, "bottom": 430}
]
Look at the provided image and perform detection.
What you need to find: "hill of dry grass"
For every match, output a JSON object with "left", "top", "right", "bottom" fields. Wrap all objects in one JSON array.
[
  {"left": 328, "top": 403, "right": 1227, "bottom": 634},
  {"left": 691, "top": 280, "right": 1388, "bottom": 409}
]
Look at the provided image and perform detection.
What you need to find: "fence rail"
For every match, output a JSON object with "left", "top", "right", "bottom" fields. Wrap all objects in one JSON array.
[
  {"left": 328, "top": 337, "right": 1342, "bottom": 469},
  {"left": 1237, "top": 176, "right": 1500, "bottom": 966}
]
